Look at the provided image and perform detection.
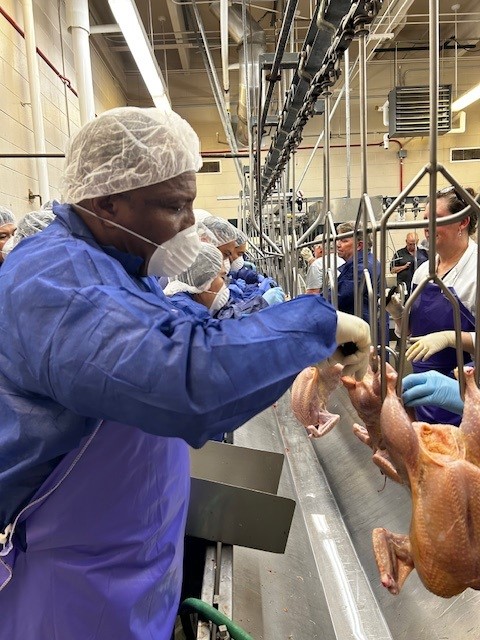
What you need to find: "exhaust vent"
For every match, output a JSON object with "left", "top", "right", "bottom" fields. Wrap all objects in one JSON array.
[
  {"left": 388, "top": 85, "right": 452, "bottom": 138},
  {"left": 450, "top": 147, "right": 480, "bottom": 162}
]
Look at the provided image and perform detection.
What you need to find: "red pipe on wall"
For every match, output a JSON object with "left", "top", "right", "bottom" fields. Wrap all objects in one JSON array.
[{"left": 0, "top": 6, "right": 78, "bottom": 97}]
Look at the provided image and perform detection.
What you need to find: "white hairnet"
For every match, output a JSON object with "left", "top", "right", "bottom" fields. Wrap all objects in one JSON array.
[
  {"left": 197, "top": 220, "right": 217, "bottom": 244},
  {"left": 235, "top": 229, "right": 248, "bottom": 247},
  {"left": 202, "top": 216, "right": 237, "bottom": 246},
  {"left": 176, "top": 243, "right": 223, "bottom": 289},
  {"left": 63, "top": 107, "right": 202, "bottom": 203},
  {"left": 194, "top": 209, "right": 212, "bottom": 222},
  {"left": 0, "top": 206, "right": 15, "bottom": 227},
  {"left": 13, "top": 210, "right": 55, "bottom": 245}
]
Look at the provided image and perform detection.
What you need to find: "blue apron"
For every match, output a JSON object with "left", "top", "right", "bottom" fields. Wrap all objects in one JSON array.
[
  {"left": 410, "top": 282, "right": 475, "bottom": 426},
  {"left": 0, "top": 420, "right": 190, "bottom": 640}
]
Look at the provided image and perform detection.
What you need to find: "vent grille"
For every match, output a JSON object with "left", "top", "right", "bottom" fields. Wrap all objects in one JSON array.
[
  {"left": 198, "top": 161, "right": 221, "bottom": 174},
  {"left": 450, "top": 147, "right": 480, "bottom": 162},
  {"left": 388, "top": 85, "right": 452, "bottom": 137}
]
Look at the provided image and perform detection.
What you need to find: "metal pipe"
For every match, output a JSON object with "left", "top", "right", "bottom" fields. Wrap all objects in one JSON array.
[
  {"left": 220, "top": 0, "right": 230, "bottom": 111},
  {"left": 66, "top": 0, "right": 95, "bottom": 124},
  {"left": 258, "top": 0, "right": 299, "bottom": 136},
  {"left": 21, "top": 0, "right": 50, "bottom": 201},
  {"left": 188, "top": 2, "right": 243, "bottom": 182},
  {"left": 344, "top": 48, "right": 351, "bottom": 198}
]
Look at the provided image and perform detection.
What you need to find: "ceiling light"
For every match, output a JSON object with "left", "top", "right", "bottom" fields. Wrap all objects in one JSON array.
[
  {"left": 452, "top": 82, "right": 480, "bottom": 112},
  {"left": 108, "top": 0, "right": 170, "bottom": 109}
]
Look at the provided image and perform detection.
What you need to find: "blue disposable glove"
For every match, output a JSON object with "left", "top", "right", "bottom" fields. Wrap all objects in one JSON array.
[
  {"left": 235, "top": 278, "right": 247, "bottom": 290},
  {"left": 262, "top": 287, "right": 285, "bottom": 306},
  {"left": 243, "top": 260, "right": 257, "bottom": 272},
  {"left": 402, "top": 371, "right": 464, "bottom": 416},
  {"left": 258, "top": 277, "right": 277, "bottom": 294}
]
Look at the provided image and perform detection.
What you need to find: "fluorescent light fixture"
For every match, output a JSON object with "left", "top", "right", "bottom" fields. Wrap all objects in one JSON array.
[
  {"left": 452, "top": 82, "right": 480, "bottom": 112},
  {"left": 108, "top": 0, "right": 170, "bottom": 109}
]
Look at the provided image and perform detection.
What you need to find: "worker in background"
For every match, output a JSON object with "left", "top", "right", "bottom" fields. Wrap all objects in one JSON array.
[
  {"left": 336, "top": 221, "right": 381, "bottom": 324},
  {"left": 387, "top": 186, "right": 478, "bottom": 426},
  {"left": 199, "top": 213, "right": 237, "bottom": 271},
  {"left": 302, "top": 236, "right": 345, "bottom": 295},
  {"left": 164, "top": 242, "right": 230, "bottom": 318},
  {"left": 0, "top": 206, "right": 16, "bottom": 265},
  {"left": 0, "top": 106, "right": 371, "bottom": 640},
  {"left": 1, "top": 209, "right": 55, "bottom": 259},
  {"left": 390, "top": 232, "right": 428, "bottom": 297},
  {"left": 230, "top": 228, "right": 248, "bottom": 271}
]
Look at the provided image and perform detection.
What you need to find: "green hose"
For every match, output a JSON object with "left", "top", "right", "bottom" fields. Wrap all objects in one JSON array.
[{"left": 180, "top": 597, "right": 254, "bottom": 640}]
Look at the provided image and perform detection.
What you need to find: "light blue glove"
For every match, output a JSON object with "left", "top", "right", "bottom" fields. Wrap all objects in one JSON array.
[
  {"left": 243, "top": 260, "right": 257, "bottom": 272},
  {"left": 402, "top": 371, "right": 464, "bottom": 416},
  {"left": 258, "top": 277, "right": 277, "bottom": 294},
  {"left": 262, "top": 287, "right": 285, "bottom": 306}
]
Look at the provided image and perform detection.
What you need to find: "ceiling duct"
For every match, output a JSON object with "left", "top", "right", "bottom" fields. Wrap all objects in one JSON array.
[
  {"left": 388, "top": 85, "right": 452, "bottom": 138},
  {"left": 210, "top": 2, "right": 265, "bottom": 146}
]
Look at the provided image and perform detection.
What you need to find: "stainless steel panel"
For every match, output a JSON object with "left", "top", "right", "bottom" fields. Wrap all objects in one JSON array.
[
  {"left": 186, "top": 478, "right": 295, "bottom": 553},
  {"left": 190, "top": 440, "right": 284, "bottom": 494}
]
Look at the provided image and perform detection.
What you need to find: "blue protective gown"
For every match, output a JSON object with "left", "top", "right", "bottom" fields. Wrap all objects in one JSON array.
[{"left": 0, "top": 203, "right": 337, "bottom": 639}]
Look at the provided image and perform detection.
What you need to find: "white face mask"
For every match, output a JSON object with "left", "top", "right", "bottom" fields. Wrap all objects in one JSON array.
[
  {"left": 223, "top": 258, "right": 231, "bottom": 273},
  {"left": 1, "top": 236, "right": 15, "bottom": 259},
  {"left": 230, "top": 256, "right": 244, "bottom": 271},
  {"left": 73, "top": 204, "right": 201, "bottom": 277},
  {"left": 208, "top": 284, "right": 229, "bottom": 314}
]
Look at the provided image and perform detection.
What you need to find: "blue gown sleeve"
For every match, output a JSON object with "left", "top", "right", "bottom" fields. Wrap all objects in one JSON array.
[{"left": 4, "top": 255, "right": 338, "bottom": 449}]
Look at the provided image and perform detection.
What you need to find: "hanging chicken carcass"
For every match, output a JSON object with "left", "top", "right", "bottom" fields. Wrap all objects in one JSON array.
[{"left": 373, "top": 366, "right": 480, "bottom": 598}]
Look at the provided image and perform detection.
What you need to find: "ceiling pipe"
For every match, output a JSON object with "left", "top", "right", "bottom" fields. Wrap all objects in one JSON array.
[
  {"left": 21, "top": 0, "right": 50, "bottom": 202},
  {"left": 220, "top": 0, "right": 230, "bottom": 112},
  {"left": 66, "top": 0, "right": 95, "bottom": 125},
  {"left": 210, "top": 2, "right": 265, "bottom": 145}
]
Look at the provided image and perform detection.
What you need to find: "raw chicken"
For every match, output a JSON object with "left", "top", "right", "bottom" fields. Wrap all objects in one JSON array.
[
  {"left": 373, "top": 366, "right": 480, "bottom": 598},
  {"left": 341, "top": 353, "right": 402, "bottom": 483},
  {"left": 291, "top": 361, "right": 343, "bottom": 438}
]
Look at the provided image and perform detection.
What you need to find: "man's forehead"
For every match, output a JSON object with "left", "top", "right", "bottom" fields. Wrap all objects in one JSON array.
[{"left": 145, "top": 171, "right": 197, "bottom": 196}]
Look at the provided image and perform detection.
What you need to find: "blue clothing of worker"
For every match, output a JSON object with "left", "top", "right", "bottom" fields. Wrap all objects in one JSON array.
[
  {"left": 337, "top": 250, "right": 381, "bottom": 324},
  {"left": 214, "top": 294, "right": 269, "bottom": 319},
  {"left": 0, "top": 203, "right": 338, "bottom": 640},
  {"left": 409, "top": 283, "right": 475, "bottom": 426}
]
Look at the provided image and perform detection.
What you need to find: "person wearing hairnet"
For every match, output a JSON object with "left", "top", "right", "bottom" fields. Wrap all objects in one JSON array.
[
  {"left": 0, "top": 106, "right": 371, "bottom": 640},
  {"left": 164, "top": 242, "right": 229, "bottom": 318},
  {"left": 199, "top": 213, "right": 238, "bottom": 272},
  {"left": 0, "top": 206, "right": 16, "bottom": 265},
  {"left": 1, "top": 209, "right": 55, "bottom": 258}
]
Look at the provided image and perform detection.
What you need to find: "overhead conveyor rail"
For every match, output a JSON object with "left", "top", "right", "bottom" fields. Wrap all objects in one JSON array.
[{"left": 258, "top": 1, "right": 383, "bottom": 201}]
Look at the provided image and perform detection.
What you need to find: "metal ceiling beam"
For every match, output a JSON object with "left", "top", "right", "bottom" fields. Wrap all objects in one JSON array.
[{"left": 166, "top": 0, "right": 190, "bottom": 70}]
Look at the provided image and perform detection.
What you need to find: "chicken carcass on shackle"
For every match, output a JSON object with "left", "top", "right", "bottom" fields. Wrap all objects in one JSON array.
[
  {"left": 341, "top": 352, "right": 402, "bottom": 484},
  {"left": 290, "top": 361, "right": 343, "bottom": 438},
  {"left": 373, "top": 366, "right": 480, "bottom": 598}
]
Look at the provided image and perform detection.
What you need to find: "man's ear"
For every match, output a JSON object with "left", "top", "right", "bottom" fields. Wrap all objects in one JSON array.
[{"left": 90, "top": 196, "right": 125, "bottom": 229}]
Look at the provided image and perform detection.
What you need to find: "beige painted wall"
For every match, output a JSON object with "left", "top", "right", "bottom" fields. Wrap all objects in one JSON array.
[
  {"left": 0, "top": 0, "right": 479, "bottom": 266},
  {"left": 0, "top": 0, "right": 126, "bottom": 218}
]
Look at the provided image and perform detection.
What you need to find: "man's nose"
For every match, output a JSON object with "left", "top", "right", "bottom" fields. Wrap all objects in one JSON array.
[{"left": 181, "top": 207, "right": 195, "bottom": 230}]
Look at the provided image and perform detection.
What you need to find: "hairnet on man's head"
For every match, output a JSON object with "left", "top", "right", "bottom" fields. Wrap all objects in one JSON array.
[
  {"left": 235, "top": 229, "right": 248, "bottom": 247},
  {"left": 63, "top": 107, "right": 202, "bottom": 203},
  {"left": 176, "top": 243, "right": 223, "bottom": 289},
  {"left": 202, "top": 216, "right": 237, "bottom": 246},
  {"left": 13, "top": 210, "right": 55, "bottom": 245},
  {"left": 0, "top": 206, "right": 15, "bottom": 227}
]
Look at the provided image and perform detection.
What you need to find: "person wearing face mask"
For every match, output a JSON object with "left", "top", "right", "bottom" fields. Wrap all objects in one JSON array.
[
  {"left": 229, "top": 229, "right": 248, "bottom": 272},
  {"left": 0, "top": 206, "right": 17, "bottom": 266},
  {"left": 163, "top": 243, "right": 229, "bottom": 318},
  {"left": 0, "top": 106, "right": 372, "bottom": 640},
  {"left": 1, "top": 209, "right": 56, "bottom": 259}
]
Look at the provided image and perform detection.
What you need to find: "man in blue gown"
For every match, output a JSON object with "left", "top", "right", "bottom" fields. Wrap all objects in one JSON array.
[{"left": 0, "top": 106, "right": 371, "bottom": 640}]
